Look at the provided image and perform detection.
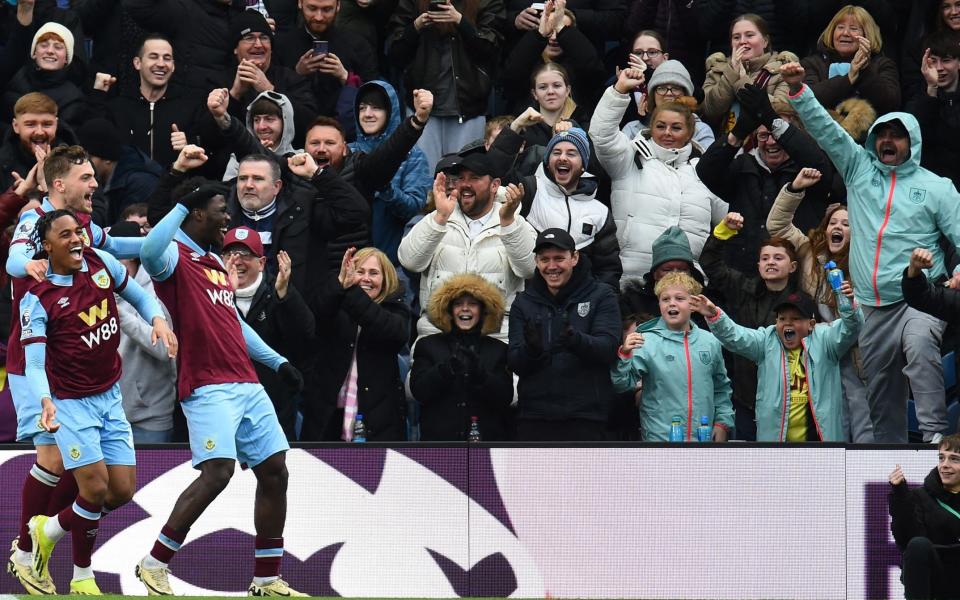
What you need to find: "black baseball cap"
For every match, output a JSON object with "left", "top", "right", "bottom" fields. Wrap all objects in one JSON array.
[
  {"left": 774, "top": 291, "right": 818, "bottom": 320},
  {"left": 534, "top": 228, "right": 576, "bottom": 253},
  {"left": 435, "top": 153, "right": 462, "bottom": 175},
  {"left": 456, "top": 152, "right": 496, "bottom": 177}
]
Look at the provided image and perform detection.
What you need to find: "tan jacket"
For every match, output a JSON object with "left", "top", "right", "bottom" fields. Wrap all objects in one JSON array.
[{"left": 701, "top": 50, "right": 799, "bottom": 126}]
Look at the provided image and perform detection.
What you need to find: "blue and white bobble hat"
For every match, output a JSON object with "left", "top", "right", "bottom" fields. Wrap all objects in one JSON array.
[{"left": 544, "top": 127, "right": 590, "bottom": 165}]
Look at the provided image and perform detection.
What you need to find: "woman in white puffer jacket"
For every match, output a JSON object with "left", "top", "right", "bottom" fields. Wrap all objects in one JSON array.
[{"left": 589, "top": 67, "right": 728, "bottom": 286}]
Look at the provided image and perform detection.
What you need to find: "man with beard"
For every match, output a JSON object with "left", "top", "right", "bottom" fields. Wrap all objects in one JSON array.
[
  {"left": 696, "top": 83, "right": 835, "bottom": 275},
  {"left": 398, "top": 149, "right": 537, "bottom": 343},
  {"left": 274, "top": 0, "right": 378, "bottom": 125},
  {"left": 0, "top": 93, "right": 76, "bottom": 191},
  {"left": 5, "top": 146, "right": 145, "bottom": 595},
  {"left": 783, "top": 61, "right": 960, "bottom": 444}
]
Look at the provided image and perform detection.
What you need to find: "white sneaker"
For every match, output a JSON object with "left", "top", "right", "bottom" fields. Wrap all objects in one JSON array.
[{"left": 930, "top": 432, "right": 944, "bottom": 445}]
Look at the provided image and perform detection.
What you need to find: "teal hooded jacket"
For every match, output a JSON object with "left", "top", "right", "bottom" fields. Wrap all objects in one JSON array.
[
  {"left": 789, "top": 84, "right": 960, "bottom": 307},
  {"left": 706, "top": 299, "right": 863, "bottom": 441},
  {"left": 611, "top": 318, "right": 733, "bottom": 441}
]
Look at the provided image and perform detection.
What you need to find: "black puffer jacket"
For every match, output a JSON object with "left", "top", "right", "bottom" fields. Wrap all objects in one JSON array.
[
  {"left": 902, "top": 268, "right": 960, "bottom": 325},
  {"left": 889, "top": 467, "right": 960, "bottom": 569},
  {"left": 303, "top": 282, "right": 410, "bottom": 441},
  {"left": 123, "top": 0, "right": 240, "bottom": 92},
  {"left": 411, "top": 272, "right": 514, "bottom": 440},
  {"left": 412, "top": 332, "right": 513, "bottom": 440},
  {"left": 696, "top": 126, "right": 835, "bottom": 275},
  {"left": 387, "top": 0, "right": 504, "bottom": 120},
  {"left": 508, "top": 259, "right": 621, "bottom": 422}
]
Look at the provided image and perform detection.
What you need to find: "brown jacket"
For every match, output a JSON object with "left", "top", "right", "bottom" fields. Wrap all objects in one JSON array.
[{"left": 701, "top": 50, "right": 799, "bottom": 128}]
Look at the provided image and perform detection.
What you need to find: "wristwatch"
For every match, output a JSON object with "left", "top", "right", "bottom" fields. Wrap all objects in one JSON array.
[{"left": 770, "top": 117, "right": 789, "bottom": 138}]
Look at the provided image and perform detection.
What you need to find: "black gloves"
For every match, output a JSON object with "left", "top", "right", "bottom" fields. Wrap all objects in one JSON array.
[
  {"left": 523, "top": 321, "right": 545, "bottom": 356},
  {"left": 729, "top": 105, "right": 759, "bottom": 142},
  {"left": 277, "top": 362, "right": 304, "bottom": 394},
  {"left": 737, "top": 83, "right": 779, "bottom": 129}
]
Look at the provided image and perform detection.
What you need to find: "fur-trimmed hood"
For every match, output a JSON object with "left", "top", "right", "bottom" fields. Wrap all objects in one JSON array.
[
  {"left": 427, "top": 273, "right": 506, "bottom": 335},
  {"left": 830, "top": 97, "right": 877, "bottom": 144}
]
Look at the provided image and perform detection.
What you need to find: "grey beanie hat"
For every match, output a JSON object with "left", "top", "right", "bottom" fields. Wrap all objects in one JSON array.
[
  {"left": 544, "top": 127, "right": 591, "bottom": 165},
  {"left": 648, "top": 60, "right": 694, "bottom": 96}
]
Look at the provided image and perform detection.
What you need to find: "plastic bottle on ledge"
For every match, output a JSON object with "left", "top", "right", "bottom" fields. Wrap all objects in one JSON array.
[
  {"left": 697, "top": 416, "right": 712, "bottom": 442},
  {"left": 353, "top": 414, "right": 367, "bottom": 443},
  {"left": 467, "top": 417, "right": 481, "bottom": 442},
  {"left": 669, "top": 415, "right": 684, "bottom": 442},
  {"left": 824, "top": 260, "right": 851, "bottom": 311}
]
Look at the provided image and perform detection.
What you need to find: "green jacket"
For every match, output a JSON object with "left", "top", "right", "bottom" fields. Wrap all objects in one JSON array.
[
  {"left": 789, "top": 84, "right": 960, "bottom": 307},
  {"left": 706, "top": 300, "right": 863, "bottom": 441},
  {"left": 611, "top": 318, "right": 733, "bottom": 441}
]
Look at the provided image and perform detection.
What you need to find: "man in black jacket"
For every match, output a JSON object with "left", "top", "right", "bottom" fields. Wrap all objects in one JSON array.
[
  {"left": 508, "top": 228, "right": 621, "bottom": 440},
  {"left": 147, "top": 144, "right": 368, "bottom": 304},
  {"left": 302, "top": 89, "right": 434, "bottom": 271},
  {"left": 274, "top": 0, "right": 379, "bottom": 127},
  {"left": 697, "top": 83, "right": 835, "bottom": 275},
  {"left": 222, "top": 226, "right": 314, "bottom": 439},
  {"left": 91, "top": 34, "right": 205, "bottom": 171},
  {"left": 226, "top": 10, "right": 318, "bottom": 147},
  {"left": 888, "top": 434, "right": 960, "bottom": 600}
]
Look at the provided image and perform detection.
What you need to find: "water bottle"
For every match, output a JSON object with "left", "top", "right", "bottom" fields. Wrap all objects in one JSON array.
[
  {"left": 353, "top": 414, "right": 367, "bottom": 443},
  {"left": 669, "top": 415, "right": 684, "bottom": 442},
  {"left": 697, "top": 416, "right": 712, "bottom": 442},
  {"left": 467, "top": 417, "right": 481, "bottom": 442},
  {"left": 824, "top": 261, "right": 851, "bottom": 311}
]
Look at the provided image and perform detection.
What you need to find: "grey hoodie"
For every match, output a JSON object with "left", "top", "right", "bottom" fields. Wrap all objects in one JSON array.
[{"left": 222, "top": 90, "right": 301, "bottom": 180}]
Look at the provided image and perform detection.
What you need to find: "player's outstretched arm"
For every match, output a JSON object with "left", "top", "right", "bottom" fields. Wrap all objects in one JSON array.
[
  {"left": 238, "top": 317, "right": 284, "bottom": 370},
  {"left": 141, "top": 204, "right": 188, "bottom": 281},
  {"left": 6, "top": 213, "right": 46, "bottom": 281},
  {"left": 99, "top": 225, "right": 145, "bottom": 260}
]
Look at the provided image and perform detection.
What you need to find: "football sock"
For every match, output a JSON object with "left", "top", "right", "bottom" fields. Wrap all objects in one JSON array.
[{"left": 18, "top": 463, "right": 60, "bottom": 552}]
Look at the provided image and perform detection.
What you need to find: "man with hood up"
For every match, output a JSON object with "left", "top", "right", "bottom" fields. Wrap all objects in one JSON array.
[
  {"left": 222, "top": 89, "right": 301, "bottom": 180},
  {"left": 349, "top": 80, "right": 432, "bottom": 265},
  {"left": 783, "top": 62, "right": 960, "bottom": 444}
]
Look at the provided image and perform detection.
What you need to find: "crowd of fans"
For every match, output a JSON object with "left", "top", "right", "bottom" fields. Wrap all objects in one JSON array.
[{"left": 2, "top": 0, "right": 960, "bottom": 444}]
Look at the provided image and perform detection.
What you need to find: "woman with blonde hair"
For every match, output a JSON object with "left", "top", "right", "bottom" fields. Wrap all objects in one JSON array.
[
  {"left": 701, "top": 13, "right": 798, "bottom": 133},
  {"left": 765, "top": 167, "right": 873, "bottom": 442},
  {"left": 411, "top": 273, "right": 513, "bottom": 440},
  {"left": 800, "top": 4, "right": 901, "bottom": 116},
  {"left": 302, "top": 247, "right": 411, "bottom": 441},
  {"left": 590, "top": 66, "right": 728, "bottom": 284}
]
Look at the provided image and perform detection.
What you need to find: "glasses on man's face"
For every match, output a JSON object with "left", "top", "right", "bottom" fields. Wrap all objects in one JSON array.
[
  {"left": 241, "top": 33, "right": 271, "bottom": 45},
  {"left": 654, "top": 85, "right": 684, "bottom": 95},
  {"left": 222, "top": 249, "right": 256, "bottom": 259},
  {"left": 632, "top": 49, "right": 662, "bottom": 58},
  {"left": 756, "top": 131, "right": 772, "bottom": 142}
]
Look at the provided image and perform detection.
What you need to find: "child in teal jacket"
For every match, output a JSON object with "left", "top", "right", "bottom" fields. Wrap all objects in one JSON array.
[
  {"left": 694, "top": 284, "right": 862, "bottom": 441},
  {"left": 611, "top": 272, "right": 733, "bottom": 441}
]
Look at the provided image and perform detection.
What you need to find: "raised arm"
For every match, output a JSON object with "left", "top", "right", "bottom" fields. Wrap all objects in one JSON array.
[
  {"left": 588, "top": 69, "right": 645, "bottom": 180},
  {"left": 140, "top": 203, "right": 185, "bottom": 281},
  {"left": 782, "top": 62, "right": 870, "bottom": 183},
  {"left": 694, "top": 295, "right": 767, "bottom": 364}
]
